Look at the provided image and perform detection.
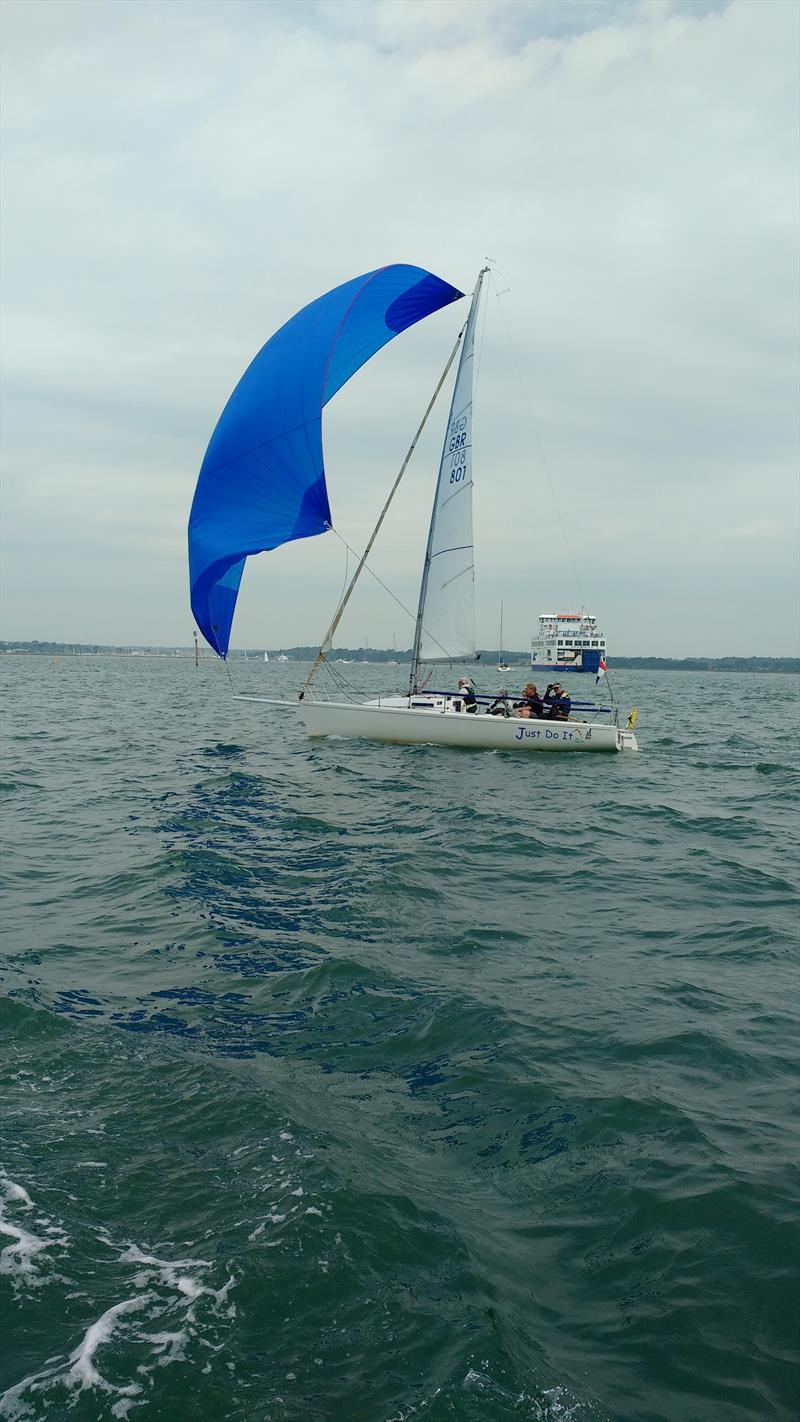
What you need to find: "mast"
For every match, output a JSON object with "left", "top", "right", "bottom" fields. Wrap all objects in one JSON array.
[{"left": 409, "top": 266, "right": 489, "bottom": 693}]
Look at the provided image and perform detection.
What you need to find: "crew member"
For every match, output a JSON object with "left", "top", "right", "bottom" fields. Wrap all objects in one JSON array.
[
  {"left": 456, "top": 676, "right": 478, "bottom": 713},
  {"left": 513, "top": 683, "right": 543, "bottom": 718},
  {"left": 544, "top": 682, "right": 571, "bottom": 720}
]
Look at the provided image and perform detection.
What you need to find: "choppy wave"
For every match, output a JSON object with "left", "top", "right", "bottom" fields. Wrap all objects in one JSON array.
[{"left": 1, "top": 658, "right": 798, "bottom": 1422}]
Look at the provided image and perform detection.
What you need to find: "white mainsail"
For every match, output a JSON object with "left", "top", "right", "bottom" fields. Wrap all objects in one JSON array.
[{"left": 413, "top": 268, "right": 487, "bottom": 669}]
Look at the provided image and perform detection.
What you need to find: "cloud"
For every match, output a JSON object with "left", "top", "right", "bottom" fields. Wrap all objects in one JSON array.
[{"left": 1, "top": 0, "right": 797, "bottom": 655}]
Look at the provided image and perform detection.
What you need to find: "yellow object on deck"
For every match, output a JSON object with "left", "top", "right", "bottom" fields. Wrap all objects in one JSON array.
[{"left": 627, "top": 707, "right": 638, "bottom": 730}]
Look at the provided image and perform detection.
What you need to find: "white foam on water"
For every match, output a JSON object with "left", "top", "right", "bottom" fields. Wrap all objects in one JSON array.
[
  {"left": 118, "top": 1244, "right": 211, "bottom": 1293},
  {"left": 177, "top": 1276, "right": 204, "bottom": 1301},
  {"left": 0, "top": 1173, "right": 68, "bottom": 1292},
  {"left": 1, "top": 1213, "right": 240, "bottom": 1416},
  {"left": 119, "top": 1241, "right": 237, "bottom": 1318},
  {"left": 460, "top": 1368, "right": 589, "bottom": 1420},
  {"left": 140, "top": 1331, "right": 187, "bottom": 1366},
  {"left": 0, "top": 1294, "right": 151, "bottom": 1420},
  {"left": 0, "top": 1218, "right": 50, "bottom": 1282},
  {"left": 1, "top": 1181, "right": 33, "bottom": 1209},
  {"left": 535, "top": 1384, "right": 587, "bottom": 1419},
  {"left": 65, "top": 1295, "right": 150, "bottom": 1391}
]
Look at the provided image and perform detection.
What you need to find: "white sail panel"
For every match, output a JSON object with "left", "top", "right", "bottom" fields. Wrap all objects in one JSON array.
[{"left": 417, "top": 276, "right": 483, "bottom": 663}]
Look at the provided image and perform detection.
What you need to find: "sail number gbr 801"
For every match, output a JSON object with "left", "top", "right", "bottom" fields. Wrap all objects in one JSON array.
[{"left": 448, "top": 415, "right": 469, "bottom": 484}]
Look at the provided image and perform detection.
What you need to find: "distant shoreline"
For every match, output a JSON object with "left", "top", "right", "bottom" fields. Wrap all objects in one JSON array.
[{"left": 2, "top": 643, "right": 797, "bottom": 674}]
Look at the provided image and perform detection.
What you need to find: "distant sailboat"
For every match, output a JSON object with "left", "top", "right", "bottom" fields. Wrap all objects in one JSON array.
[
  {"left": 276, "top": 652, "right": 289, "bottom": 662},
  {"left": 264, "top": 651, "right": 269, "bottom": 663},
  {"left": 188, "top": 263, "right": 637, "bottom": 754}
]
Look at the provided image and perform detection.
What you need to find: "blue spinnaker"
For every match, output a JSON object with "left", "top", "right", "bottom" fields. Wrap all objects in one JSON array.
[{"left": 188, "top": 265, "right": 464, "bottom": 656}]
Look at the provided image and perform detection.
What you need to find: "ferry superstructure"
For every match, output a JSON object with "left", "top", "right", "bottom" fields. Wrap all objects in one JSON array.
[{"left": 530, "top": 612, "right": 606, "bottom": 674}]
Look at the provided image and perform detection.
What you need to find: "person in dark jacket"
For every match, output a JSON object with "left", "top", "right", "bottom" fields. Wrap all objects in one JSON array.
[
  {"left": 513, "top": 683, "right": 543, "bottom": 718},
  {"left": 544, "top": 683, "right": 571, "bottom": 720}
]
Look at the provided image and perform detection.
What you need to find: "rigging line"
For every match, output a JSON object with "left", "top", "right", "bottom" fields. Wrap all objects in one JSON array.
[
  {"left": 601, "top": 665, "right": 618, "bottom": 708},
  {"left": 312, "top": 652, "right": 368, "bottom": 704},
  {"left": 491, "top": 272, "right": 588, "bottom": 612},
  {"left": 327, "top": 526, "right": 462, "bottom": 665},
  {"left": 324, "top": 662, "right": 355, "bottom": 697},
  {"left": 320, "top": 647, "right": 359, "bottom": 690},
  {"left": 328, "top": 663, "right": 368, "bottom": 702},
  {"left": 334, "top": 540, "right": 350, "bottom": 620},
  {"left": 301, "top": 322, "right": 466, "bottom": 695}
]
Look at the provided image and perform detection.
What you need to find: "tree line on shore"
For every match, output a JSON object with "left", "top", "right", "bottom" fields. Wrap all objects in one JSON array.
[{"left": 2, "top": 641, "right": 797, "bottom": 673}]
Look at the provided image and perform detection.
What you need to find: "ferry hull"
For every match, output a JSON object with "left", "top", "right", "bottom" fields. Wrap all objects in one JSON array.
[
  {"left": 300, "top": 700, "right": 634, "bottom": 752},
  {"left": 530, "top": 662, "right": 598, "bottom": 674}
]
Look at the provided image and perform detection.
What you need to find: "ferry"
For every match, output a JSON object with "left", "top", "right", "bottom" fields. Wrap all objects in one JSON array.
[{"left": 530, "top": 612, "right": 606, "bottom": 675}]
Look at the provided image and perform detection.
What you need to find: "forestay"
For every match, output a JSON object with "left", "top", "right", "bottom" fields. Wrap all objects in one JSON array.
[
  {"left": 188, "top": 265, "right": 463, "bottom": 657},
  {"left": 415, "top": 267, "right": 487, "bottom": 665}
]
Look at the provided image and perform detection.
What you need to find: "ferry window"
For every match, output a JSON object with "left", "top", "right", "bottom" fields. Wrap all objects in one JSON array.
[
  {"left": 591, "top": 639, "right": 598, "bottom": 646},
  {"left": 564, "top": 639, "right": 572, "bottom": 646}
]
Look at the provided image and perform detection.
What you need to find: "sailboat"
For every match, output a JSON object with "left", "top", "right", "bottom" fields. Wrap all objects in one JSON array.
[
  {"left": 188, "top": 264, "right": 638, "bottom": 754},
  {"left": 264, "top": 651, "right": 269, "bottom": 663},
  {"left": 497, "top": 602, "right": 510, "bottom": 672}
]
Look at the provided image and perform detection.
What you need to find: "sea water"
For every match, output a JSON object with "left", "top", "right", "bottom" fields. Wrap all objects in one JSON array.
[{"left": 1, "top": 655, "right": 797, "bottom": 1421}]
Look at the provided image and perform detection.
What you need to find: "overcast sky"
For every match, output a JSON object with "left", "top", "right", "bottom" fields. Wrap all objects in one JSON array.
[{"left": 1, "top": 0, "right": 798, "bottom": 656}]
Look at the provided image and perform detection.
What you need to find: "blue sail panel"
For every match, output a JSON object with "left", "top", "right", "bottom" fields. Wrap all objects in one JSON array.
[{"left": 188, "top": 265, "right": 463, "bottom": 655}]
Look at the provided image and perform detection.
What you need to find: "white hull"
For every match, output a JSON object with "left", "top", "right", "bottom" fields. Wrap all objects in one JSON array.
[{"left": 299, "top": 699, "right": 637, "bottom": 753}]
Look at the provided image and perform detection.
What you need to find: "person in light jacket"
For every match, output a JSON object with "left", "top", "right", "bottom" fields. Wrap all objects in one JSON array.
[{"left": 455, "top": 676, "right": 478, "bottom": 713}]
